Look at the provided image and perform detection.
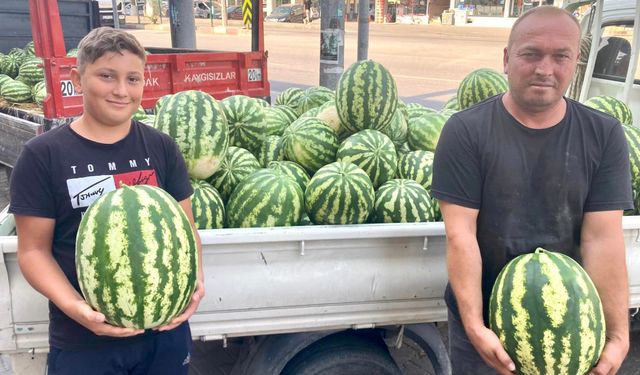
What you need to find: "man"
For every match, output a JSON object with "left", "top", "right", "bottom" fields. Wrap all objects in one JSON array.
[
  {"left": 304, "top": 0, "right": 312, "bottom": 24},
  {"left": 432, "top": 6, "right": 631, "bottom": 375}
]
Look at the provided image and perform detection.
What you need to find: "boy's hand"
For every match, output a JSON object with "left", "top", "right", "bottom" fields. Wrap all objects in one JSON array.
[
  {"left": 156, "top": 275, "right": 205, "bottom": 332},
  {"left": 73, "top": 300, "right": 144, "bottom": 337}
]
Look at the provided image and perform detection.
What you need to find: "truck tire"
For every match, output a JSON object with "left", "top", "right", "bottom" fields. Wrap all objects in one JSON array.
[{"left": 280, "top": 332, "right": 402, "bottom": 375}]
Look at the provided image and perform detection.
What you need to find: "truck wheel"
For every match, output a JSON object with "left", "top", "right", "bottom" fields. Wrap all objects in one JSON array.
[{"left": 281, "top": 332, "right": 402, "bottom": 375}]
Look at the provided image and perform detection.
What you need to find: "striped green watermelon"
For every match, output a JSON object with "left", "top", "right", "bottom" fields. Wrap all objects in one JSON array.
[
  {"left": 281, "top": 117, "right": 339, "bottom": 174},
  {"left": 275, "top": 87, "right": 305, "bottom": 115},
  {"left": 442, "top": 96, "right": 460, "bottom": 111},
  {"left": 18, "top": 58, "right": 44, "bottom": 86},
  {"left": 337, "top": 129, "right": 397, "bottom": 188},
  {"left": 267, "top": 160, "right": 311, "bottom": 193},
  {"left": 132, "top": 106, "right": 147, "bottom": 121},
  {"left": 190, "top": 179, "right": 225, "bottom": 229},
  {"left": 584, "top": 95, "right": 633, "bottom": 125},
  {"left": 300, "top": 85, "right": 335, "bottom": 114},
  {"left": 66, "top": 48, "right": 79, "bottom": 57},
  {"left": 220, "top": 95, "right": 266, "bottom": 152},
  {"left": 406, "top": 104, "right": 438, "bottom": 122},
  {"left": 380, "top": 108, "right": 408, "bottom": 150},
  {"left": 336, "top": 60, "right": 398, "bottom": 134},
  {"left": 373, "top": 179, "right": 436, "bottom": 223},
  {"left": 623, "top": 125, "right": 640, "bottom": 190},
  {"left": 24, "top": 41, "right": 36, "bottom": 56},
  {"left": 0, "top": 55, "right": 21, "bottom": 79},
  {"left": 457, "top": 68, "right": 508, "bottom": 110},
  {"left": 257, "top": 135, "right": 285, "bottom": 167},
  {"left": 489, "top": 248, "right": 605, "bottom": 375},
  {"left": 0, "top": 74, "right": 12, "bottom": 89},
  {"left": 76, "top": 184, "right": 197, "bottom": 329},
  {"left": 153, "top": 90, "right": 229, "bottom": 180},
  {"left": 32, "top": 81, "right": 47, "bottom": 105},
  {"left": 407, "top": 112, "right": 449, "bottom": 152},
  {"left": 299, "top": 106, "right": 323, "bottom": 119},
  {"left": 315, "top": 101, "right": 343, "bottom": 135},
  {"left": 256, "top": 98, "right": 270, "bottom": 108},
  {"left": 208, "top": 146, "right": 261, "bottom": 202},
  {"left": 397, "top": 150, "right": 434, "bottom": 190},
  {"left": 397, "top": 99, "right": 409, "bottom": 120},
  {"left": 139, "top": 115, "right": 155, "bottom": 127},
  {"left": 154, "top": 94, "right": 172, "bottom": 115},
  {"left": 274, "top": 104, "right": 299, "bottom": 123},
  {"left": 264, "top": 106, "right": 294, "bottom": 136},
  {"left": 1, "top": 80, "right": 32, "bottom": 103},
  {"left": 226, "top": 168, "right": 304, "bottom": 228},
  {"left": 305, "top": 161, "right": 374, "bottom": 225}
]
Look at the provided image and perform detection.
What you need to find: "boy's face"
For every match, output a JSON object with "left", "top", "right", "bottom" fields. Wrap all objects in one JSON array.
[{"left": 71, "top": 50, "right": 145, "bottom": 128}]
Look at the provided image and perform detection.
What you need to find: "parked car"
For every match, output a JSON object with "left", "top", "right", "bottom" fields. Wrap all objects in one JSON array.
[
  {"left": 194, "top": 0, "right": 222, "bottom": 19},
  {"left": 265, "top": 4, "right": 305, "bottom": 23},
  {"left": 227, "top": 4, "right": 244, "bottom": 20}
]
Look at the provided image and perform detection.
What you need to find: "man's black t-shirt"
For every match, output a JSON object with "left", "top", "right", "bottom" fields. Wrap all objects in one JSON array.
[
  {"left": 9, "top": 121, "right": 193, "bottom": 350},
  {"left": 431, "top": 95, "right": 633, "bottom": 321}
]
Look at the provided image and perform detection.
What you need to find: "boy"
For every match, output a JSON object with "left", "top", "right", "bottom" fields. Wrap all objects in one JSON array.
[{"left": 8, "top": 27, "right": 204, "bottom": 374}]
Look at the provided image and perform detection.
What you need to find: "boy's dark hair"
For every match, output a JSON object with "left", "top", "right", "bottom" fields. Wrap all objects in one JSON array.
[{"left": 76, "top": 27, "right": 146, "bottom": 72}]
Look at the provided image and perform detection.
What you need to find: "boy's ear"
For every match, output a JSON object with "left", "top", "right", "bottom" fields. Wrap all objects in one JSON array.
[{"left": 70, "top": 68, "right": 83, "bottom": 94}]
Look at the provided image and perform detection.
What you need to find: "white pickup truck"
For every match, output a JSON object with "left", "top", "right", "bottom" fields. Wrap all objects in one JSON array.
[{"left": 0, "top": 0, "right": 638, "bottom": 374}]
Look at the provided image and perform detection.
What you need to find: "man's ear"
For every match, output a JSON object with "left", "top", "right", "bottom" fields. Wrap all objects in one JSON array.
[
  {"left": 70, "top": 68, "right": 82, "bottom": 94},
  {"left": 503, "top": 47, "right": 509, "bottom": 74}
]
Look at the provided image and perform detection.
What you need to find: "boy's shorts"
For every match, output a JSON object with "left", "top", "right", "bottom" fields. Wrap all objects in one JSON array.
[
  {"left": 448, "top": 309, "right": 500, "bottom": 375},
  {"left": 46, "top": 323, "right": 192, "bottom": 375}
]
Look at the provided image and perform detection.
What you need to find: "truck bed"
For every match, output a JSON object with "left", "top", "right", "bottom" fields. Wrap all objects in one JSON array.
[{"left": 0, "top": 207, "right": 639, "bottom": 353}]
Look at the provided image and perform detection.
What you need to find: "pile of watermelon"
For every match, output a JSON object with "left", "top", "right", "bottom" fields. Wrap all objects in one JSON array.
[
  {"left": 0, "top": 41, "right": 46, "bottom": 105},
  {"left": 144, "top": 60, "right": 510, "bottom": 229}
]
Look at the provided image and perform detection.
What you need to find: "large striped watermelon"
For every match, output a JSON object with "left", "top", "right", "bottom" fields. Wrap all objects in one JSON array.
[
  {"left": 0, "top": 54, "right": 21, "bottom": 78},
  {"left": 17, "top": 58, "right": 44, "bottom": 86},
  {"left": 406, "top": 104, "right": 438, "bottom": 122},
  {"left": 226, "top": 168, "right": 304, "bottom": 228},
  {"left": 190, "top": 179, "right": 225, "bottom": 229},
  {"left": 457, "top": 68, "right": 508, "bottom": 110},
  {"left": 372, "top": 179, "right": 436, "bottom": 223},
  {"left": 264, "top": 106, "right": 295, "bottom": 136},
  {"left": 407, "top": 113, "right": 449, "bottom": 152},
  {"left": 584, "top": 95, "right": 633, "bottom": 126},
  {"left": 489, "top": 248, "right": 605, "bottom": 375},
  {"left": 153, "top": 90, "right": 229, "bottom": 180},
  {"left": 336, "top": 60, "right": 398, "bottom": 134},
  {"left": 397, "top": 150, "right": 434, "bottom": 190},
  {"left": 275, "top": 87, "right": 305, "bottom": 115},
  {"left": 257, "top": 135, "right": 285, "bottom": 167},
  {"left": 208, "top": 146, "right": 261, "bottom": 202},
  {"left": 76, "top": 185, "right": 198, "bottom": 329},
  {"left": 221, "top": 95, "right": 267, "bottom": 152},
  {"left": 337, "top": 129, "right": 397, "bottom": 188},
  {"left": 267, "top": 160, "right": 311, "bottom": 193},
  {"left": 281, "top": 117, "right": 339, "bottom": 174},
  {"left": 380, "top": 108, "right": 408, "bottom": 151},
  {"left": 1, "top": 80, "right": 32, "bottom": 103},
  {"left": 305, "top": 161, "right": 375, "bottom": 225},
  {"left": 300, "top": 85, "right": 335, "bottom": 114}
]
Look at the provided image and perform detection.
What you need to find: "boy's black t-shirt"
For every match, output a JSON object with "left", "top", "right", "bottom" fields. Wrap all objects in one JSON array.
[
  {"left": 8, "top": 121, "right": 194, "bottom": 350},
  {"left": 431, "top": 95, "right": 633, "bottom": 322}
]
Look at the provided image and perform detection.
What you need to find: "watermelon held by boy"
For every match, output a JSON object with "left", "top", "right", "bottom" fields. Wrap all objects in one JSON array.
[
  {"left": 75, "top": 185, "right": 198, "bottom": 329},
  {"left": 489, "top": 248, "right": 605, "bottom": 375}
]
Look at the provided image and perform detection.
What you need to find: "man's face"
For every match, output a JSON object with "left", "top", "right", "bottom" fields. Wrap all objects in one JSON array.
[
  {"left": 72, "top": 50, "right": 145, "bottom": 128},
  {"left": 503, "top": 13, "right": 580, "bottom": 112}
]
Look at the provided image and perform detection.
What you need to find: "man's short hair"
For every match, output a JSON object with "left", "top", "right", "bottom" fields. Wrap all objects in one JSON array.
[
  {"left": 508, "top": 5, "right": 581, "bottom": 50},
  {"left": 76, "top": 27, "right": 146, "bottom": 72}
]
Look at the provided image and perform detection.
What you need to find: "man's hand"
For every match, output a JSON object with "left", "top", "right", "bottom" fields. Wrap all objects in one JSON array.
[
  {"left": 156, "top": 275, "right": 205, "bottom": 332},
  {"left": 467, "top": 324, "right": 516, "bottom": 375},
  {"left": 71, "top": 300, "right": 144, "bottom": 337},
  {"left": 589, "top": 337, "right": 629, "bottom": 375}
]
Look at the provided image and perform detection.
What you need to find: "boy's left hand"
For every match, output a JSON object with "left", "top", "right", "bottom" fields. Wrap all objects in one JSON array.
[{"left": 156, "top": 273, "right": 205, "bottom": 332}]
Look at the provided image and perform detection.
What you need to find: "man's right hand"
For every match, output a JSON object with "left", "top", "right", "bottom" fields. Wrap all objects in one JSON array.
[
  {"left": 72, "top": 300, "right": 144, "bottom": 337},
  {"left": 467, "top": 324, "right": 516, "bottom": 375}
]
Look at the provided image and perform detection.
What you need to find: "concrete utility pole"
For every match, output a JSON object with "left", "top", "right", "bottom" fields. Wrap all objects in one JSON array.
[
  {"left": 357, "top": 0, "right": 370, "bottom": 61},
  {"left": 319, "top": 0, "right": 345, "bottom": 89},
  {"left": 111, "top": 0, "right": 120, "bottom": 28},
  {"left": 169, "top": 0, "right": 197, "bottom": 49}
]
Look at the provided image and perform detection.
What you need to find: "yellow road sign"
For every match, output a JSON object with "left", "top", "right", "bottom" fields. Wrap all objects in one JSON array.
[{"left": 242, "top": 0, "right": 252, "bottom": 26}]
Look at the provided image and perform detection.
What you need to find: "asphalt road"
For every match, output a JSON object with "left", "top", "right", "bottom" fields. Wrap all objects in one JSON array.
[{"left": 0, "top": 20, "right": 638, "bottom": 375}]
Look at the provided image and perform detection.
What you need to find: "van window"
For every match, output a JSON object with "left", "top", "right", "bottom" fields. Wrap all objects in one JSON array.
[{"left": 593, "top": 25, "right": 638, "bottom": 83}]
